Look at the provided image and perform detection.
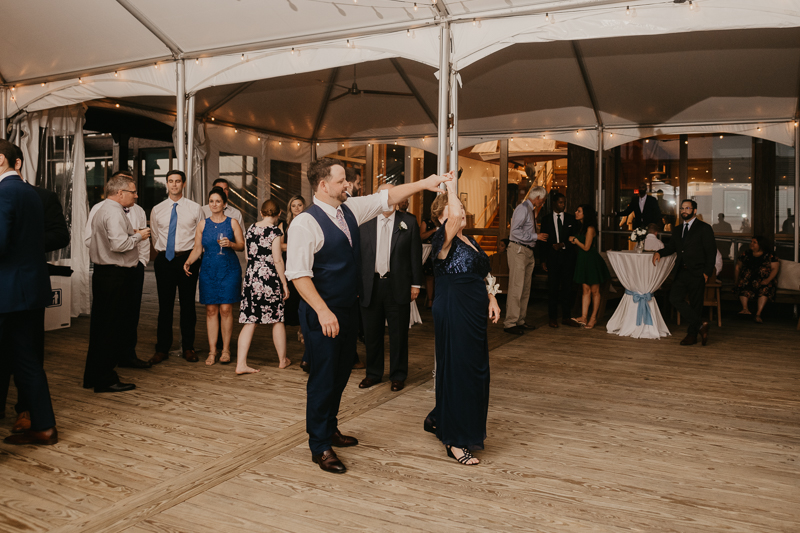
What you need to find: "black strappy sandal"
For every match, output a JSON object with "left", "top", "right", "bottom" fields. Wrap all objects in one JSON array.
[{"left": 446, "top": 445, "right": 479, "bottom": 465}]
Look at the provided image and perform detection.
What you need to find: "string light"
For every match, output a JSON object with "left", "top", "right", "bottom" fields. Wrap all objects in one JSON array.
[
  {"left": 234, "top": 129, "right": 238, "bottom": 133},
  {"left": 211, "top": 117, "right": 215, "bottom": 121},
  {"left": 241, "top": 54, "right": 245, "bottom": 61},
  {"left": 757, "top": 127, "right": 762, "bottom": 132},
  {"left": 291, "top": 47, "right": 295, "bottom": 54},
  {"left": 257, "top": 137, "right": 261, "bottom": 141},
  {"left": 645, "top": 139, "right": 649, "bottom": 143},
  {"left": 114, "top": 71, "right": 118, "bottom": 77},
  {"left": 689, "top": 1, "right": 695, "bottom": 10},
  {"left": 196, "top": 58, "right": 199, "bottom": 64},
  {"left": 154, "top": 63, "right": 158, "bottom": 69},
  {"left": 626, "top": 6, "right": 631, "bottom": 16},
  {"left": 41, "top": 82, "right": 45, "bottom": 87},
  {"left": 407, "top": 29, "right": 411, "bottom": 37},
  {"left": 115, "top": 103, "right": 120, "bottom": 108},
  {"left": 78, "top": 78, "right": 83, "bottom": 83},
  {"left": 413, "top": 2, "right": 417, "bottom": 11},
  {"left": 545, "top": 12, "right": 549, "bottom": 22}
]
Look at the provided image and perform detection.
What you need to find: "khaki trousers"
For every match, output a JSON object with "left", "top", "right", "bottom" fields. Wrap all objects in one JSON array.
[{"left": 504, "top": 242, "right": 536, "bottom": 328}]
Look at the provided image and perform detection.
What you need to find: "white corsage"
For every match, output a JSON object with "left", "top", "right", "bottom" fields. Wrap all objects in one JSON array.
[
  {"left": 485, "top": 273, "right": 501, "bottom": 295},
  {"left": 399, "top": 221, "right": 408, "bottom": 231},
  {"left": 629, "top": 227, "right": 647, "bottom": 243}
]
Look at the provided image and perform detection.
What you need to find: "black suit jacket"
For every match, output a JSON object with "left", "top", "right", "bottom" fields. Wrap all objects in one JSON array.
[
  {"left": 660, "top": 218, "right": 716, "bottom": 278},
  {"left": 540, "top": 210, "right": 577, "bottom": 267},
  {"left": 359, "top": 211, "right": 423, "bottom": 307},
  {"left": 0, "top": 175, "right": 52, "bottom": 313},
  {"left": 620, "top": 195, "right": 661, "bottom": 228},
  {"left": 32, "top": 186, "right": 70, "bottom": 253}
]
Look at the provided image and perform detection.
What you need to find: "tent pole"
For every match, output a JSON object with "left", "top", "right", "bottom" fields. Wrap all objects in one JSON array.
[
  {"left": 437, "top": 22, "right": 450, "bottom": 176},
  {"left": 794, "top": 119, "right": 799, "bottom": 262},
  {"left": 186, "top": 94, "right": 196, "bottom": 201},
  {"left": 0, "top": 86, "right": 6, "bottom": 140},
  {"left": 597, "top": 126, "right": 604, "bottom": 252},
  {"left": 449, "top": 69, "right": 458, "bottom": 174},
  {"left": 176, "top": 60, "right": 186, "bottom": 173}
]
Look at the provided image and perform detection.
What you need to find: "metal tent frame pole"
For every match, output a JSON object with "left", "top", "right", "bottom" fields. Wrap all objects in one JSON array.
[
  {"left": 176, "top": 61, "right": 186, "bottom": 173},
  {"left": 437, "top": 23, "right": 450, "bottom": 176},
  {"left": 795, "top": 120, "right": 799, "bottom": 262},
  {"left": 0, "top": 87, "right": 6, "bottom": 140},
  {"left": 186, "top": 94, "right": 196, "bottom": 201},
  {"left": 449, "top": 69, "right": 458, "bottom": 174},
  {"left": 597, "top": 127, "right": 604, "bottom": 252}
]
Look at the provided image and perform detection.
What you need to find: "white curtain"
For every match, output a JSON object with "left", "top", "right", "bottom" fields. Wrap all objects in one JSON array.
[{"left": 13, "top": 105, "right": 90, "bottom": 317}]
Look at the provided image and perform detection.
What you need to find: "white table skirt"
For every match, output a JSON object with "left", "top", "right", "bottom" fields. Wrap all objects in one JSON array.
[
  {"left": 605, "top": 250, "right": 676, "bottom": 339},
  {"left": 408, "top": 244, "right": 433, "bottom": 328}
]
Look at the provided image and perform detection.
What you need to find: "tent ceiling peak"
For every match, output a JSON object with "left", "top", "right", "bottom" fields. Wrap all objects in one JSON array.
[{"left": 116, "top": 0, "right": 183, "bottom": 58}]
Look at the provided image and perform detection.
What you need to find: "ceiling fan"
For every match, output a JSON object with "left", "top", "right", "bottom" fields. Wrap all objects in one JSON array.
[{"left": 328, "top": 65, "right": 414, "bottom": 102}]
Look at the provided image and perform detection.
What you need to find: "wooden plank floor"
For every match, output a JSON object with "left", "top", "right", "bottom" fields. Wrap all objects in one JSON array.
[{"left": 1, "top": 271, "right": 798, "bottom": 532}]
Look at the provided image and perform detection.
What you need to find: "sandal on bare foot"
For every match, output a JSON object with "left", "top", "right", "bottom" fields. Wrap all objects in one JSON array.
[
  {"left": 236, "top": 366, "right": 260, "bottom": 375},
  {"left": 738, "top": 310, "right": 752, "bottom": 315},
  {"left": 206, "top": 352, "right": 218, "bottom": 366},
  {"left": 278, "top": 359, "right": 292, "bottom": 369},
  {"left": 585, "top": 318, "right": 597, "bottom": 330},
  {"left": 754, "top": 315, "right": 763, "bottom": 323},
  {"left": 446, "top": 445, "right": 479, "bottom": 465},
  {"left": 571, "top": 317, "right": 587, "bottom": 327},
  {"left": 219, "top": 351, "right": 231, "bottom": 365}
]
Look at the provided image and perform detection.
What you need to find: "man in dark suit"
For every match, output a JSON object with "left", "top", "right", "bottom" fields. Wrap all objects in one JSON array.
[
  {"left": 619, "top": 183, "right": 662, "bottom": 229},
  {"left": 654, "top": 199, "right": 716, "bottom": 346},
  {"left": 357, "top": 185, "right": 423, "bottom": 392},
  {"left": 0, "top": 147, "right": 69, "bottom": 434},
  {"left": 541, "top": 193, "right": 580, "bottom": 329},
  {"left": 0, "top": 139, "right": 58, "bottom": 445}
]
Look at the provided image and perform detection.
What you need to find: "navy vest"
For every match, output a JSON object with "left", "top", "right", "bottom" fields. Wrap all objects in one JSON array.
[{"left": 305, "top": 203, "right": 361, "bottom": 309}]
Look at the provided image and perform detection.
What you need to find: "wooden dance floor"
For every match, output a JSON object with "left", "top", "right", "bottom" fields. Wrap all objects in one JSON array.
[{"left": 2, "top": 271, "right": 799, "bottom": 532}]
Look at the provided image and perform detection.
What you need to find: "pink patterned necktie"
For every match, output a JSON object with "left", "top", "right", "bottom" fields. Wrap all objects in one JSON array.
[{"left": 335, "top": 209, "right": 353, "bottom": 246}]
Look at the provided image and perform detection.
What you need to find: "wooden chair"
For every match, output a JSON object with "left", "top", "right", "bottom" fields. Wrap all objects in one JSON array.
[{"left": 676, "top": 271, "right": 722, "bottom": 327}]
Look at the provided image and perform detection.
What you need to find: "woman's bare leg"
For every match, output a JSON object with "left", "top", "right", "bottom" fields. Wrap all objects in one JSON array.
[
  {"left": 219, "top": 304, "right": 233, "bottom": 362},
  {"left": 273, "top": 322, "right": 290, "bottom": 368},
  {"left": 577, "top": 284, "right": 590, "bottom": 323},
  {"left": 206, "top": 305, "right": 220, "bottom": 364},
  {"left": 236, "top": 323, "right": 259, "bottom": 374},
  {"left": 755, "top": 295, "right": 768, "bottom": 321},
  {"left": 587, "top": 285, "right": 601, "bottom": 328},
  {"left": 738, "top": 296, "right": 751, "bottom": 314}
]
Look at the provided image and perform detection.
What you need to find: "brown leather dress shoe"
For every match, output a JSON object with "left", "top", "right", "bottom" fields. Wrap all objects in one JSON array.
[
  {"left": 680, "top": 334, "right": 697, "bottom": 346},
  {"left": 312, "top": 449, "right": 346, "bottom": 473},
  {"left": 331, "top": 429, "right": 359, "bottom": 447},
  {"left": 699, "top": 322, "right": 709, "bottom": 346},
  {"left": 149, "top": 352, "right": 169, "bottom": 365},
  {"left": 549, "top": 320, "right": 559, "bottom": 328},
  {"left": 12, "top": 411, "right": 31, "bottom": 433},
  {"left": 359, "top": 377, "right": 380, "bottom": 389},
  {"left": 352, "top": 360, "right": 366, "bottom": 369},
  {"left": 562, "top": 319, "right": 581, "bottom": 328},
  {"left": 391, "top": 380, "right": 405, "bottom": 392},
  {"left": 4, "top": 427, "right": 58, "bottom": 445},
  {"left": 182, "top": 349, "right": 199, "bottom": 363}
]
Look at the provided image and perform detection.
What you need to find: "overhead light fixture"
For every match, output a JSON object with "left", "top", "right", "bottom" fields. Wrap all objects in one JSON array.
[
  {"left": 414, "top": 2, "right": 418, "bottom": 11},
  {"left": 689, "top": 1, "right": 695, "bottom": 10},
  {"left": 234, "top": 129, "right": 238, "bottom": 133},
  {"left": 115, "top": 103, "right": 120, "bottom": 108},
  {"left": 114, "top": 71, "right": 119, "bottom": 77},
  {"left": 41, "top": 82, "right": 45, "bottom": 87},
  {"left": 626, "top": 6, "right": 631, "bottom": 15}
]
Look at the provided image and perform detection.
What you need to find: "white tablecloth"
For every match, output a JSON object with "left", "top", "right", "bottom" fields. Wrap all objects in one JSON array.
[
  {"left": 605, "top": 250, "right": 676, "bottom": 339},
  {"left": 409, "top": 244, "right": 433, "bottom": 327}
]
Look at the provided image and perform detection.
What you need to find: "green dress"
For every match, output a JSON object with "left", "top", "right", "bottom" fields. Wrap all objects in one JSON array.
[{"left": 573, "top": 230, "right": 610, "bottom": 285}]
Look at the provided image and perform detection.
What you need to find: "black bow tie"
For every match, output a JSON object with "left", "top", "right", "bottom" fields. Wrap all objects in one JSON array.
[{"left": 123, "top": 207, "right": 130, "bottom": 214}]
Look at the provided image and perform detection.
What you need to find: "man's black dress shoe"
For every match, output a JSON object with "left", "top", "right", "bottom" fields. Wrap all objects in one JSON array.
[
  {"left": 359, "top": 377, "right": 380, "bottom": 389},
  {"left": 94, "top": 382, "right": 136, "bottom": 393},
  {"left": 331, "top": 430, "right": 358, "bottom": 447},
  {"left": 503, "top": 326, "right": 524, "bottom": 335},
  {"left": 4, "top": 427, "right": 58, "bottom": 445},
  {"left": 520, "top": 323, "right": 536, "bottom": 330},
  {"left": 699, "top": 322, "right": 709, "bottom": 346},
  {"left": 299, "top": 360, "right": 310, "bottom": 373},
  {"left": 680, "top": 334, "right": 697, "bottom": 346},
  {"left": 423, "top": 415, "right": 437, "bottom": 434},
  {"left": 549, "top": 320, "right": 559, "bottom": 328},
  {"left": 312, "top": 449, "right": 346, "bottom": 473},
  {"left": 391, "top": 380, "right": 405, "bottom": 392},
  {"left": 118, "top": 358, "right": 152, "bottom": 369}
]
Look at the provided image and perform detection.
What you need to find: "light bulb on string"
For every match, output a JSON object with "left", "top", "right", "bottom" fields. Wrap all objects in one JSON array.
[
  {"left": 689, "top": 1, "right": 695, "bottom": 10},
  {"left": 414, "top": 2, "right": 417, "bottom": 11},
  {"left": 626, "top": 6, "right": 630, "bottom": 16}
]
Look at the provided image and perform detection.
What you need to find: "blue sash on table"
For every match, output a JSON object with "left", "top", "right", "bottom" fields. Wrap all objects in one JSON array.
[{"left": 625, "top": 289, "right": 653, "bottom": 326}]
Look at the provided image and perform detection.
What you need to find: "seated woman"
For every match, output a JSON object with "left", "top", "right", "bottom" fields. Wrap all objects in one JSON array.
[{"left": 734, "top": 236, "right": 780, "bottom": 323}]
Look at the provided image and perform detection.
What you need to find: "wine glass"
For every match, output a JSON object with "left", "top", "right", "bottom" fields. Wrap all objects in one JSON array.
[{"left": 218, "top": 232, "right": 225, "bottom": 255}]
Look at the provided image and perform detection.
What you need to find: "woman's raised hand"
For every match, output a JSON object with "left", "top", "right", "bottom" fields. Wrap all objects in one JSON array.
[{"left": 424, "top": 170, "right": 455, "bottom": 192}]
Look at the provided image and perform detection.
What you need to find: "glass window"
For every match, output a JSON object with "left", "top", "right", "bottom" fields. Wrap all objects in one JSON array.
[
  {"left": 269, "top": 159, "right": 301, "bottom": 222},
  {"left": 219, "top": 153, "right": 259, "bottom": 229},
  {"left": 139, "top": 148, "right": 174, "bottom": 218},
  {"left": 775, "top": 143, "right": 796, "bottom": 259},
  {"left": 85, "top": 155, "right": 111, "bottom": 209}
]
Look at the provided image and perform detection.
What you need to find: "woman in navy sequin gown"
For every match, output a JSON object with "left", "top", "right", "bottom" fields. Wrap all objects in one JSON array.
[{"left": 425, "top": 175, "right": 501, "bottom": 466}]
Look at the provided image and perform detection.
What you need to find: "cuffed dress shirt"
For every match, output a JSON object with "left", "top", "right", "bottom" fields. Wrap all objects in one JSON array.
[
  {"left": 509, "top": 199, "right": 539, "bottom": 247},
  {"left": 89, "top": 200, "right": 141, "bottom": 267},
  {"left": 202, "top": 204, "right": 244, "bottom": 231},
  {"left": 375, "top": 211, "right": 395, "bottom": 275},
  {"left": 285, "top": 189, "right": 390, "bottom": 281},
  {"left": 85, "top": 200, "right": 150, "bottom": 266},
  {"left": 150, "top": 196, "right": 203, "bottom": 253}
]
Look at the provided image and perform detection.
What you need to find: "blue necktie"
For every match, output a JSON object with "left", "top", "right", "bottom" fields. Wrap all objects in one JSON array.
[{"left": 165, "top": 202, "right": 178, "bottom": 261}]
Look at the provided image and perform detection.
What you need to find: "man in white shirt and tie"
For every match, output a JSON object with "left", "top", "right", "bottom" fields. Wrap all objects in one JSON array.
[
  {"left": 85, "top": 171, "right": 151, "bottom": 369},
  {"left": 149, "top": 170, "right": 204, "bottom": 365}
]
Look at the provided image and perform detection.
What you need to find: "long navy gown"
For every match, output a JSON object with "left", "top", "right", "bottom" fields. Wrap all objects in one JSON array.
[{"left": 427, "top": 223, "right": 491, "bottom": 451}]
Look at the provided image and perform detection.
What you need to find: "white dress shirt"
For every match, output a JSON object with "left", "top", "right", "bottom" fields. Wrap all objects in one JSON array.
[
  {"left": 552, "top": 211, "right": 564, "bottom": 243},
  {"left": 375, "top": 211, "right": 395, "bottom": 275},
  {"left": 286, "top": 189, "right": 390, "bottom": 281},
  {"left": 643, "top": 233, "right": 664, "bottom": 252},
  {"left": 0, "top": 170, "right": 19, "bottom": 183},
  {"left": 150, "top": 196, "right": 204, "bottom": 253},
  {"left": 202, "top": 204, "right": 244, "bottom": 231},
  {"left": 89, "top": 200, "right": 142, "bottom": 268},
  {"left": 639, "top": 195, "right": 647, "bottom": 213},
  {"left": 85, "top": 200, "right": 150, "bottom": 266}
]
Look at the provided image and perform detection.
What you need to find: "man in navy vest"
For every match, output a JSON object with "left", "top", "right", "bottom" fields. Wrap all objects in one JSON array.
[{"left": 286, "top": 158, "right": 451, "bottom": 474}]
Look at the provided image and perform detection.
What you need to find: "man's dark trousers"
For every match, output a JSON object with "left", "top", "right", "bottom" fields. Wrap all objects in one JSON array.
[
  {"left": 83, "top": 265, "right": 137, "bottom": 388},
  {"left": 362, "top": 276, "right": 410, "bottom": 382},
  {"left": 122, "top": 262, "right": 145, "bottom": 362},
  {"left": 301, "top": 301, "right": 359, "bottom": 455},
  {"left": 547, "top": 253, "right": 575, "bottom": 321},
  {"left": 669, "top": 268, "right": 705, "bottom": 336},
  {"left": 154, "top": 251, "right": 199, "bottom": 353}
]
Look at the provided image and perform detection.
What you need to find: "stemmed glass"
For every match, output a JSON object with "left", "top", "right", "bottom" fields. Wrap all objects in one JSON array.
[{"left": 218, "top": 232, "right": 225, "bottom": 255}]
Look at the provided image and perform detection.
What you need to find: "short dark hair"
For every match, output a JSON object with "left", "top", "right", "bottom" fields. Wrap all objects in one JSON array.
[
  {"left": 753, "top": 235, "right": 773, "bottom": 254},
  {"left": 345, "top": 167, "right": 357, "bottom": 183},
  {"left": 13, "top": 145, "right": 24, "bottom": 168},
  {"left": 166, "top": 169, "right": 186, "bottom": 183},
  {"left": 307, "top": 158, "right": 340, "bottom": 192},
  {"left": 212, "top": 178, "right": 229, "bottom": 188},
  {"left": 0, "top": 139, "right": 19, "bottom": 169},
  {"left": 552, "top": 192, "right": 565, "bottom": 202},
  {"left": 681, "top": 199, "right": 697, "bottom": 210},
  {"left": 208, "top": 186, "right": 227, "bottom": 204}
]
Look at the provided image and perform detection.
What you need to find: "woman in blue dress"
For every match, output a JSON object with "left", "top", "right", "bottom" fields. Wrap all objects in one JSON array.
[
  {"left": 184, "top": 187, "right": 244, "bottom": 365},
  {"left": 425, "top": 175, "right": 501, "bottom": 466}
]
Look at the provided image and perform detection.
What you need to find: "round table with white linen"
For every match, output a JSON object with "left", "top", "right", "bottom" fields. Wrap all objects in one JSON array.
[{"left": 605, "top": 250, "right": 676, "bottom": 339}]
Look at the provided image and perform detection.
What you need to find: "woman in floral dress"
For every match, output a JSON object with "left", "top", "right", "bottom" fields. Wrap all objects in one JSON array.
[{"left": 236, "top": 199, "right": 290, "bottom": 374}]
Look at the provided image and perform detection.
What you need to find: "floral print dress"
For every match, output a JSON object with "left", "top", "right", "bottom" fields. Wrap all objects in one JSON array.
[{"left": 239, "top": 224, "right": 285, "bottom": 324}]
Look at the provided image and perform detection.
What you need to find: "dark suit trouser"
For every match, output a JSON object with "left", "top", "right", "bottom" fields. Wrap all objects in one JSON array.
[
  {"left": 0, "top": 309, "right": 56, "bottom": 431},
  {"left": 361, "top": 278, "right": 410, "bottom": 382},
  {"left": 301, "top": 301, "right": 357, "bottom": 455},
  {"left": 669, "top": 269, "right": 705, "bottom": 336},
  {"left": 84, "top": 265, "right": 137, "bottom": 388},
  {"left": 0, "top": 308, "right": 45, "bottom": 416},
  {"left": 547, "top": 253, "right": 575, "bottom": 321},
  {"left": 122, "top": 262, "right": 145, "bottom": 362},
  {"left": 154, "top": 252, "right": 199, "bottom": 353}
]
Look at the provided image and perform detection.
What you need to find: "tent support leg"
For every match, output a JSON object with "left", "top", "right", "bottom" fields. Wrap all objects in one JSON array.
[
  {"left": 437, "top": 22, "right": 450, "bottom": 176},
  {"left": 0, "top": 86, "right": 6, "bottom": 140},
  {"left": 597, "top": 126, "right": 604, "bottom": 252},
  {"left": 176, "top": 60, "right": 186, "bottom": 173},
  {"left": 186, "top": 94, "right": 196, "bottom": 201},
  {"left": 449, "top": 69, "right": 458, "bottom": 175}
]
